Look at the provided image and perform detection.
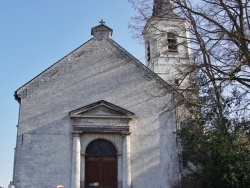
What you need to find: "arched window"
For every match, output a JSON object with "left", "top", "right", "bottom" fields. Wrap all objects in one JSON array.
[{"left": 85, "top": 139, "right": 117, "bottom": 156}]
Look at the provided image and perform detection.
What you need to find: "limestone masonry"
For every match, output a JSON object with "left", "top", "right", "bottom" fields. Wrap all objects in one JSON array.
[{"left": 11, "top": 1, "right": 190, "bottom": 188}]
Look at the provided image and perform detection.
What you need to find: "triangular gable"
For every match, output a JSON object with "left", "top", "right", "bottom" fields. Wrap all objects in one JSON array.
[
  {"left": 69, "top": 100, "right": 134, "bottom": 119},
  {"left": 15, "top": 35, "right": 183, "bottom": 103}
]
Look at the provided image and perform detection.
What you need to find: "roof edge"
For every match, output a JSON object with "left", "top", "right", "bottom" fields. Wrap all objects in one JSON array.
[
  {"left": 15, "top": 38, "right": 94, "bottom": 94},
  {"left": 108, "top": 39, "right": 183, "bottom": 98}
]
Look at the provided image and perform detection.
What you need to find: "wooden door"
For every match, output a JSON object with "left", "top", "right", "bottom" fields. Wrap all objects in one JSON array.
[{"left": 85, "top": 156, "right": 117, "bottom": 188}]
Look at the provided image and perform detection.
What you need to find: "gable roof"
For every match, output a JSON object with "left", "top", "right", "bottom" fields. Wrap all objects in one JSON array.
[
  {"left": 14, "top": 31, "right": 182, "bottom": 102},
  {"left": 14, "top": 38, "right": 92, "bottom": 102},
  {"left": 106, "top": 39, "right": 181, "bottom": 96}
]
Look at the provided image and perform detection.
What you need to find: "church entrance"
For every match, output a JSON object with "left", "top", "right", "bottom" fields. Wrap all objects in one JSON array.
[
  {"left": 85, "top": 156, "right": 117, "bottom": 188},
  {"left": 85, "top": 139, "right": 117, "bottom": 188}
]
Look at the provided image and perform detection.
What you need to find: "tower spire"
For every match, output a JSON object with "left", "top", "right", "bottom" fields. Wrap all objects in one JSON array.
[{"left": 152, "top": 0, "right": 177, "bottom": 18}]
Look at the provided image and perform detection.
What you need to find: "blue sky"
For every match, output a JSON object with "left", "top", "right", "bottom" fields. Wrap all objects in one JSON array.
[{"left": 0, "top": 1, "right": 145, "bottom": 187}]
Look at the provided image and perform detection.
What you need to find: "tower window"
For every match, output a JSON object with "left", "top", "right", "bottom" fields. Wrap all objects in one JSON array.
[
  {"left": 147, "top": 42, "right": 151, "bottom": 61},
  {"left": 174, "top": 79, "right": 179, "bottom": 85},
  {"left": 159, "top": 32, "right": 178, "bottom": 55},
  {"left": 167, "top": 32, "right": 178, "bottom": 52}
]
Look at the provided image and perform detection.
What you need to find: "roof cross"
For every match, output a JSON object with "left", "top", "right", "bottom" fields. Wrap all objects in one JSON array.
[{"left": 99, "top": 19, "right": 105, "bottom": 25}]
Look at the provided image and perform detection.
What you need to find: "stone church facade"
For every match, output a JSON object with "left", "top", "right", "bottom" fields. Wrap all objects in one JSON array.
[{"left": 10, "top": 1, "right": 190, "bottom": 188}]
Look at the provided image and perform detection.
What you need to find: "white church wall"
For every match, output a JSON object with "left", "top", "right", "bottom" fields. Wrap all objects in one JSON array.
[
  {"left": 14, "top": 118, "right": 72, "bottom": 188},
  {"left": 14, "top": 36, "right": 180, "bottom": 187}
]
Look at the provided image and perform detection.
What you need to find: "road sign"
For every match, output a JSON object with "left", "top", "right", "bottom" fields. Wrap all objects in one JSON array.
[{"left": 57, "top": 185, "right": 64, "bottom": 188}]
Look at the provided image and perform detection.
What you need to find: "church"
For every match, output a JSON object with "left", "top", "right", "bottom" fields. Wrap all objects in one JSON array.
[{"left": 11, "top": 0, "right": 191, "bottom": 188}]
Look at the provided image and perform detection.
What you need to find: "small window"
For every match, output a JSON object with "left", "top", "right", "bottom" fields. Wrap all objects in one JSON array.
[
  {"left": 159, "top": 32, "right": 178, "bottom": 55},
  {"left": 147, "top": 42, "right": 151, "bottom": 61},
  {"left": 174, "top": 79, "right": 179, "bottom": 85},
  {"left": 167, "top": 32, "right": 178, "bottom": 52}
]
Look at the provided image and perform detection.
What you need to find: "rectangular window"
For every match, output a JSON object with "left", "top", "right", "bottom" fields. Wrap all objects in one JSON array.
[
  {"left": 147, "top": 43, "right": 151, "bottom": 61},
  {"left": 167, "top": 33, "right": 178, "bottom": 52}
]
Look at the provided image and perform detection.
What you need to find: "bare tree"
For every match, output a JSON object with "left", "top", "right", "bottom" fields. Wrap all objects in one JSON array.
[
  {"left": 129, "top": 0, "right": 250, "bottom": 118},
  {"left": 128, "top": 1, "right": 250, "bottom": 187}
]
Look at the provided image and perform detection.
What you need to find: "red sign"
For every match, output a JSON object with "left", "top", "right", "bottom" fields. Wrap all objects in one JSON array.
[{"left": 57, "top": 185, "right": 64, "bottom": 188}]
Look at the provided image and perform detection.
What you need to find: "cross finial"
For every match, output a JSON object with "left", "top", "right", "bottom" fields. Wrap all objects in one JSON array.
[{"left": 99, "top": 19, "right": 105, "bottom": 25}]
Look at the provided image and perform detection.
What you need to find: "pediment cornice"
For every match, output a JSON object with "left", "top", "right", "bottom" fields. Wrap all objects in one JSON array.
[{"left": 69, "top": 100, "right": 134, "bottom": 119}]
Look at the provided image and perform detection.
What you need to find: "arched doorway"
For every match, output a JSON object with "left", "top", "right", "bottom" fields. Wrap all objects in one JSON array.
[{"left": 85, "top": 139, "right": 117, "bottom": 188}]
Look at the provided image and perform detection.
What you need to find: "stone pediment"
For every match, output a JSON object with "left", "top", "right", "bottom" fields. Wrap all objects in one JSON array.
[{"left": 69, "top": 100, "right": 134, "bottom": 119}]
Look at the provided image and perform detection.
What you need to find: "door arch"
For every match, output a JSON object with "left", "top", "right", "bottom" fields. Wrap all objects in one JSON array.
[{"left": 85, "top": 139, "right": 117, "bottom": 188}]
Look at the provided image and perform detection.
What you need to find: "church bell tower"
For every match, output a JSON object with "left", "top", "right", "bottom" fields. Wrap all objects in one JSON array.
[{"left": 143, "top": 0, "right": 191, "bottom": 90}]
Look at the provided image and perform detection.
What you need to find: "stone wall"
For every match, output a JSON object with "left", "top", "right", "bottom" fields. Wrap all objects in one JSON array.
[{"left": 14, "top": 37, "right": 181, "bottom": 188}]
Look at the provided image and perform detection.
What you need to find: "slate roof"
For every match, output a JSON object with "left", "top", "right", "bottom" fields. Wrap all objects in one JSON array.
[{"left": 15, "top": 24, "right": 182, "bottom": 102}]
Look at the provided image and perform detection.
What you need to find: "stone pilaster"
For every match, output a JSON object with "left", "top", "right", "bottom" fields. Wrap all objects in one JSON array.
[
  {"left": 71, "top": 132, "right": 81, "bottom": 188},
  {"left": 122, "top": 134, "right": 131, "bottom": 188}
]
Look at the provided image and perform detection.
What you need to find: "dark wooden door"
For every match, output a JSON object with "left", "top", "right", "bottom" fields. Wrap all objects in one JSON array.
[{"left": 85, "top": 156, "right": 117, "bottom": 188}]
